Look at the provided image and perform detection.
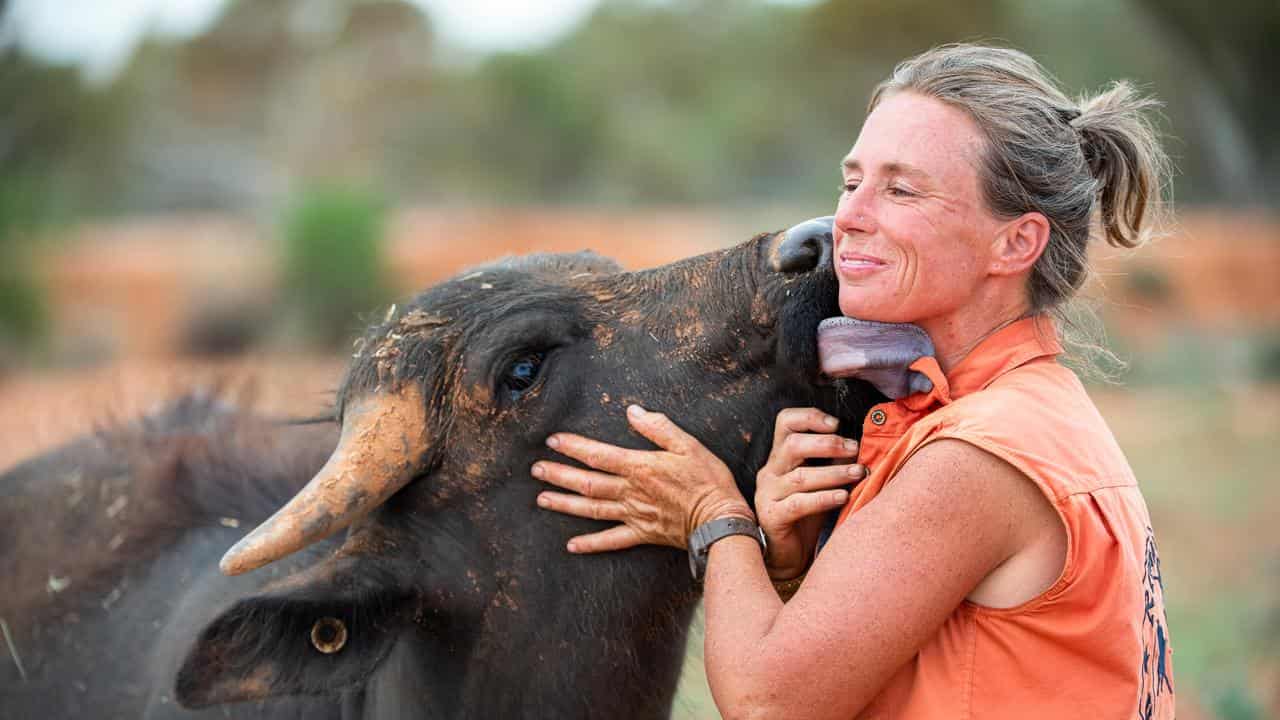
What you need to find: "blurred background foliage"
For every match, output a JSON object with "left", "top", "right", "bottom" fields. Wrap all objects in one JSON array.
[
  {"left": 2, "top": 0, "right": 1278, "bottom": 216},
  {"left": 0, "top": 174, "right": 49, "bottom": 358},
  {"left": 2, "top": 0, "right": 1276, "bottom": 372},
  {"left": 0, "top": 1, "right": 1277, "bottom": 717},
  {"left": 280, "top": 184, "right": 392, "bottom": 349}
]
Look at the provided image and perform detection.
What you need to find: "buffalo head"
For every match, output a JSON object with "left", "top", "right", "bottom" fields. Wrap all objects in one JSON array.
[{"left": 175, "top": 219, "right": 881, "bottom": 717}]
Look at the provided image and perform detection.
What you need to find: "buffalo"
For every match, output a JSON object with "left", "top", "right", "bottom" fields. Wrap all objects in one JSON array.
[{"left": 0, "top": 218, "right": 882, "bottom": 718}]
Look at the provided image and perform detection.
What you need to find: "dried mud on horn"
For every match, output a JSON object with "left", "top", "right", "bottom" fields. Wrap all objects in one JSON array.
[{"left": 219, "top": 384, "right": 429, "bottom": 575}]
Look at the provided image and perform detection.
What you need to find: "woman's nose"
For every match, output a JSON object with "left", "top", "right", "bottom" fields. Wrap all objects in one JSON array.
[{"left": 835, "top": 188, "right": 876, "bottom": 236}]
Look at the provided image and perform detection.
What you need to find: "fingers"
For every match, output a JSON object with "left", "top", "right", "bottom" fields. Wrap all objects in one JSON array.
[
  {"left": 768, "top": 462, "right": 866, "bottom": 499},
  {"left": 545, "top": 432, "right": 638, "bottom": 475},
  {"left": 774, "top": 407, "right": 840, "bottom": 442},
  {"left": 757, "top": 463, "right": 862, "bottom": 535},
  {"left": 626, "top": 405, "right": 696, "bottom": 454},
  {"left": 765, "top": 488, "right": 851, "bottom": 529},
  {"left": 536, "top": 491, "right": 627, "bottom": 522},
  {"left": 538, "top": 405, "right": 740, "bottom": 557},
  {"left": 566, "top": 524, "right": 644, "bottom": 554},
  {"left": 764, "top": 432, "right": 859, "bottom": 476},
  {"left": 766, "top": 407, "right": 857, "bottom": 476},
  {"left": 532, "top": 461, "right": 623, "bottom": 499}
]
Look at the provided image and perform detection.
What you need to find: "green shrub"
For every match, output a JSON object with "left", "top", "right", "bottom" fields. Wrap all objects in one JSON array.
[
  {"left": 0, "top": 266, "right": 47, "bottom": 343},
  {"left": 1124, "top": 264, "right": 1175, "bottom": 304},
  {"left": 1208, "top": 681, "right": 1263, "bottom": 720},
  {"left": 280, "top": 185, "right": 394, "bottom": 350},
  {"left": 0, "top": 178, "right": 51, "bottom": 365},
  {"left": 1253, "top": 331, "right": 1280, "bottom": 381}
]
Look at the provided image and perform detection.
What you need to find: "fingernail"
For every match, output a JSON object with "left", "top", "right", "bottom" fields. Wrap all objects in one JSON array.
[
  {"left": 847, "top": 464, "right": 863, "bottom": 478},
  {"left": 627, "top": 404, "right": 645, "bottom": 418},
  {"left": 546, "top": 435, "right": 560, "bottom": 449},
  {"left": 843, "top": 438, "right": 858, "bottom": 452},
  {"left": 531, "top": 463, "right": 545, "bottom": 479},
  {"left": 833, "top": 489, "right": 849, "bottom": 504},
  {"left": 537, "top": 493, "right": 550, "bottom": 507},
  {"left": 566, "top": 541, "right": 579, "bottom": 553},
  {"left": 824, "top": 415, "right": 839, "bottom": 428}
]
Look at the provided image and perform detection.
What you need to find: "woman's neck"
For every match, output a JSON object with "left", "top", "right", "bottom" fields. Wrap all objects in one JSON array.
[{"left": 918, "top": 295, "right": 1031, "bottom": 374}]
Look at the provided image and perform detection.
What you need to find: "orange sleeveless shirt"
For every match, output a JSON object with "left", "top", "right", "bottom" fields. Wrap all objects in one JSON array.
[{"left": 835, "top": 316, "right": 1175, "bottom": 719}]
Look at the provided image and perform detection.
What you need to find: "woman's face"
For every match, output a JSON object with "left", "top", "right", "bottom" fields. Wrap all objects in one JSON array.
[{"left": 834, "top": 92, "right": 1006, "bottom": 324}]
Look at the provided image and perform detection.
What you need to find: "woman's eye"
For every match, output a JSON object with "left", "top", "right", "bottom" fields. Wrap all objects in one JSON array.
[{"left": 502, "top": 352, "right": 545, "bottom": 401}]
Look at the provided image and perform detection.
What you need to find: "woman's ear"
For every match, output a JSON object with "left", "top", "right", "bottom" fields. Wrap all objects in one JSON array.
[{"left": 990, "top": 212, "right": 1051, "bottom": 276}]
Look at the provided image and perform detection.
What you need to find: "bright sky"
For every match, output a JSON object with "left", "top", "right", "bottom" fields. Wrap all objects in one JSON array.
[
  {"left": 5, "top": 0, "right": 817, "bottom": 84},
  {"left": 3, "top": 0, "right": 606, "bottom": 83},
  {"left": 5, "top": 0, "right": 230, "bottom": 82}
]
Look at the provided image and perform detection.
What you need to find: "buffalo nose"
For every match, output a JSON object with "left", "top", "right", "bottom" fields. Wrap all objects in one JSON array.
[{"left": 771, "top": 216, "right": 834, "bottom": 274}]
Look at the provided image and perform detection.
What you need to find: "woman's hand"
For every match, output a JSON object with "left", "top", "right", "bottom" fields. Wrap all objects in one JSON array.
[
  {"left": 756, "top": 408, "right": 866, "bottom": 580},
  {"left": 534, "top": 405, "right": 753, "bottom": 553}
]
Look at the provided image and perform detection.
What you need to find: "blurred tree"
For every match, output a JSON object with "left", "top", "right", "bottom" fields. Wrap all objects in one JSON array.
[
  {"left": 1132, "top": 0, "right": 1280, "bottom": 205},
  {"left": 4, "top": 0, "right": 1274, "bottom": 213},
  {"left": 0, "top": 49, "right": 133, "bottom": 214},
  {"left": 104, "top": 0, "right": 435, "bottom": 213},
  {"left": 0, "top": 48, "right": 134, "bottom": 364}
]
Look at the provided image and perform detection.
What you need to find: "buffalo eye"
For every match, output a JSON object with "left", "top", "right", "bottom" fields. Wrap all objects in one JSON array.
[
  {"left": 310, "top": 616, "right": 348, "bottom": 654},
  {"left": 501, "top": 352, "right": 545, "bottom": 401}
]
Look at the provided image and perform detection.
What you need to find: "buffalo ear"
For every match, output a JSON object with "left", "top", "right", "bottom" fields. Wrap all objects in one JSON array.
[{"left": 174, "top": 566, "right": 406, "bottom": 708}]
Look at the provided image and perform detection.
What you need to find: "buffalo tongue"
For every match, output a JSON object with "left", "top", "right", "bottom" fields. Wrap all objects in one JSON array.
[{"left": 817, "top": 317, "right": 935, "bottom": 399}]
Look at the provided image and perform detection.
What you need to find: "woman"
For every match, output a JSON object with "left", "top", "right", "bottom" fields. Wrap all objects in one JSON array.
[{"left": 533, "top": 44, "right": 1174, "bottom": 718}]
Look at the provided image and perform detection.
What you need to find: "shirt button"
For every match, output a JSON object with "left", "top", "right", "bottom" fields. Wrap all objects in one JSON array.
[{"left": 870, "top": 409, "right": 887, "bottom": 426}]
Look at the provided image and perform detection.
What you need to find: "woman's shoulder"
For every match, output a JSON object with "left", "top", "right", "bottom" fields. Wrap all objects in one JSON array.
[
  {"left": 927, "top": 359, "right": 1134, "bottom": 497},
  {"left": 941, "top": 357, "right": 1097, "bottom": 430}
]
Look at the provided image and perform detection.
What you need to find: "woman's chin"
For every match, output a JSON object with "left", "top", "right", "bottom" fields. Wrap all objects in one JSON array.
[{"left": 838, "top": 286, "right": 892, "bottom": 321}]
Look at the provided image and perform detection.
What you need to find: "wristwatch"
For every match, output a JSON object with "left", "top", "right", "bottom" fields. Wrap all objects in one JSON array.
[{"left": 687, "top": 516, "right": 767, "bottom": 581}]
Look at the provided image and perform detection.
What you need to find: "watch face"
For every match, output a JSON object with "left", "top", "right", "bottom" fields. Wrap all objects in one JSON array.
[{"left": 688, "top": 532, "right": 711, "bottom": 581}]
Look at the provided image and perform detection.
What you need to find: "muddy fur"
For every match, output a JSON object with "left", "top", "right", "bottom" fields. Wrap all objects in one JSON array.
[
  {"left": 2, "top": 232, "right": 881, "bottom": 719},
  {"left": 0, "top": 387, "right": 337, "bottom": 625},
  {"left": 336, "top": 251, "right": 624, "bottom": 481}
]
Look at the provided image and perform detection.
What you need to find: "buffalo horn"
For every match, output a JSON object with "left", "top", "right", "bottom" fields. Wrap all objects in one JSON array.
[{"left": 219, "top": 384, "right": 429, "bottom": 575}]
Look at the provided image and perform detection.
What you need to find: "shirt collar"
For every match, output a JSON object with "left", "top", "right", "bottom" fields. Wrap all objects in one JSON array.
[{"left": 901, "top": 315, "right": 1062, "bottom": 411}]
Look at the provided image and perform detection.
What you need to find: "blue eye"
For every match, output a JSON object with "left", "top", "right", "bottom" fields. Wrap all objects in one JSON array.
[
  {"left": 503, "top": 352, "right": 544, "bottom": 401},
  {"left": 511, "top": 358, "right": 537, "bottom": 382}
]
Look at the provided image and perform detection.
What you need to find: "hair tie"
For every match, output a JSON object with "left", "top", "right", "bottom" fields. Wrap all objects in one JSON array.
[{"left": 1057, "top": 107, "right": 1102, "bottom": 174}]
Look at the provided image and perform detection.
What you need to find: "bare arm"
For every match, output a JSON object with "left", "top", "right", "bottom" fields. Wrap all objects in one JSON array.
[
  {"left": 703, "top": 439, "right": 1062, "bottom": 719},
  {"left": 535, "top": 409, "right": 1064, "bottom": 719}
]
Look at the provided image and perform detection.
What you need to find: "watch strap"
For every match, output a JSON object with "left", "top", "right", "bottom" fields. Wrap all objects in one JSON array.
[{"left": 687, "top": 516, "right": 766, "bottom": 581}]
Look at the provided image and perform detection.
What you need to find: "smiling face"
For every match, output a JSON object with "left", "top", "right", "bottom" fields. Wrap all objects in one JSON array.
[{"left": 834, "top": 92, "right": 1007, "bottom": 326}]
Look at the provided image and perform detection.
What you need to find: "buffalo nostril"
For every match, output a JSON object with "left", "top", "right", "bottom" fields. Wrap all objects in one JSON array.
[
  {"left": 310, "top": 617, "right": 348, "bottom": 654},
  {"left": 771, "top": 216, "right": 835, "bottom": 274}
]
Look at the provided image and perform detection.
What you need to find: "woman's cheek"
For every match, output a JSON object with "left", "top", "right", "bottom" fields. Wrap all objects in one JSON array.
[{"left": 838, "top": 280, "right": 886, "bottom": 319}]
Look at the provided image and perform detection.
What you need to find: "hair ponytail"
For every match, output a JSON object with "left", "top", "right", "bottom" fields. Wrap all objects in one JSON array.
[{"left": 1071, "top": 81, "right": 1170, "bottom": 250}]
